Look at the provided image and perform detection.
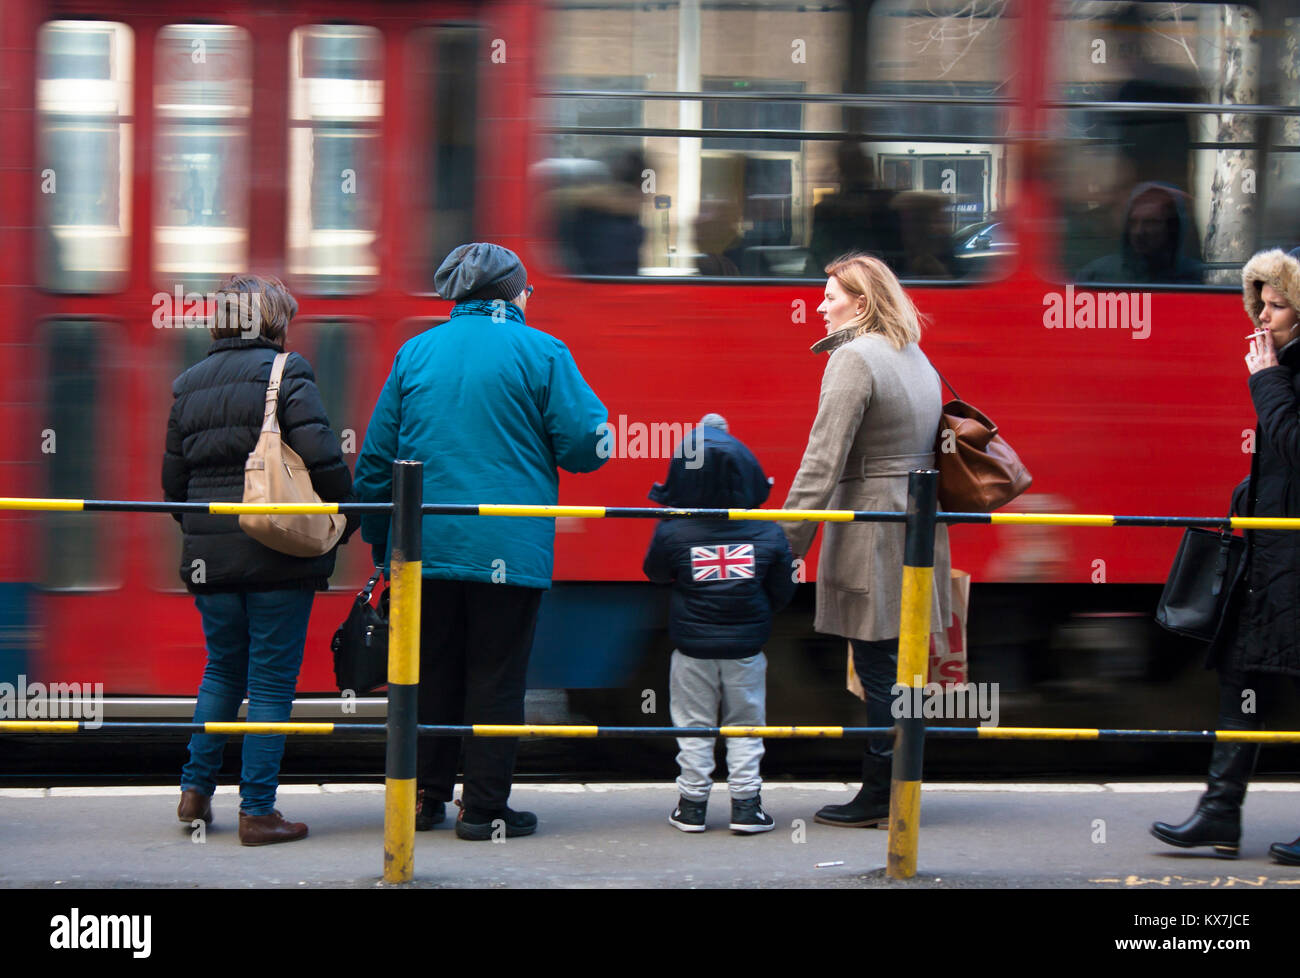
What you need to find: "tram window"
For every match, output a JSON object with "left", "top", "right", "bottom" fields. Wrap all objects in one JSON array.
[
  {"left": 287, "top": 319, "right": 369, "bottom": 586},
  {"left": 287, "top": 25, "right": 382, "bottom": 295},
  {"left": 1052, "top": 2, "right": 1300, "bottom": 286},
  {"left": 548, "top": 76, "right": 645, "bottom": 162},
  {"left": 152, "top": 328, "right": 212, "bottom": 592},
  {"left": 40, "top": 320, "right": 121, "bottom": 590},
  {"left": 36, "top": 21, "right": 133, "bottom": 294},
  {"left": 410, "top": 27, "right": 481, "bottom": 289},
  {"left": 540, "top": 0, "right": 1015, "bottom": 281},
  {"left": 153, "top": 25, "right": 252, "bottom": 293}
]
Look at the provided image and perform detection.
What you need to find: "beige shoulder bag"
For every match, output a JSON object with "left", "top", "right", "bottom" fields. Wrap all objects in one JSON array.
[{"left": 239, "top": 352, "right": 346, "bottom": 557}]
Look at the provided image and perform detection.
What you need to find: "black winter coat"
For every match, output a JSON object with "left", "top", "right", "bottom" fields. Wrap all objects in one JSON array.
[
  {"left": 643, "top": 427, "right": 797, "bottom": 658},
  {"left": 1210, "top": 340, "right": 1300, "bottom": 678},
  {"left": 162, "top": 337, "right": 356, "bottom": 592}
]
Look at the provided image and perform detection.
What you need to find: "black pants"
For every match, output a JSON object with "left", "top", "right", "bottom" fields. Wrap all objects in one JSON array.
[
  {"left": 1217, "top": 665, "right": 1300, "bottom": 729},
  {"left": 850, "top": 637, "right": 899, "bottom": 759},
  {"left": 416, "top": 580, "right": 543, "bottom": 814}
]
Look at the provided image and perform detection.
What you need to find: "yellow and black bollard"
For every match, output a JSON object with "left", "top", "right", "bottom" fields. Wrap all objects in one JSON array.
[
  {"left": 383, "top": 460, "right": 423, "bottom": 884},
  {"left": 886, "top": 468, "right": 938, "bottom": 879}
]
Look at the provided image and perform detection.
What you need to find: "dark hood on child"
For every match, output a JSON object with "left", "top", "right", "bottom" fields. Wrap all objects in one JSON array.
[{"left": 648, "top": 422, "right": 771, "bottom": 510}]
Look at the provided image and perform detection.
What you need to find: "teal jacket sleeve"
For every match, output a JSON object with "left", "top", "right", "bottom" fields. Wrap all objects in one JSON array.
[
  {"left": 354, "top": 357, "right": 402, "bottom": 565},
  {"left": 541, "top": 340, "right": 609, "bottom": 474}
]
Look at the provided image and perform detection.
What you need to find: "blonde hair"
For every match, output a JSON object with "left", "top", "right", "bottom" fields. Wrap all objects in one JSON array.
[{"left": 824, "top": 253, "right": 923, "bottom": 350}]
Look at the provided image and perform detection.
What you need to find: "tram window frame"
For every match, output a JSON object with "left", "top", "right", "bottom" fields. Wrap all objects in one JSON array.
[
  {"left": 1047, "top": 0, "right": 1294, "bottom": 290},
  {"left": 151, "top": 23, "right": 253, "bottom": 295},
  {"left": 535, "top": 1, "right": 1018, "bottom": 286},
  {"left": 285, "top": 23, "right": 384, "bottom": 297},
  {"left": 151, "top": 326, "right": 216, "bottom": 594},
  {"left": 36, "top": 317, "right": 125, "bottom": 593},
  {"left": 407, "top": 24, "right": 484, "bottom": 295},
  {"left": 35, "top": 20, "right": 134, "bottom": 296},
  {"left": 280, "top": 317, "right": 370, "bottom": 590}
]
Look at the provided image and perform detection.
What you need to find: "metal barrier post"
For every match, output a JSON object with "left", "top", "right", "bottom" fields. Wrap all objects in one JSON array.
[
  {"left": 383, "top": 460, "right": 422, "bottom": 884},
  {"left": 887, "top": 468, "right": 938, "bottom": 879}
]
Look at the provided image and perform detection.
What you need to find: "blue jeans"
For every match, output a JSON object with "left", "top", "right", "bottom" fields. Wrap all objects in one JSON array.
[{"left": 181, "top": 590, "right": 315, "bottom": 815}]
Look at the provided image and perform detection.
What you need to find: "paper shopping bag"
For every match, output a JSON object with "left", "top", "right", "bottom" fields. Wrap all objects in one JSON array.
[
  {"left": 928, "top": 569, "right": 971, "bottom": 688},
  {"left": 845, "top": 569, "right": 971, "bottom": 699}
]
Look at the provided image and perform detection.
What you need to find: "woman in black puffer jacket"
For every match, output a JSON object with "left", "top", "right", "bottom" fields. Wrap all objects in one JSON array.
[
  {"left": 162, "top": 274, "right": 355, "bottom": 846},
  {"left": 1152, "top": 248, "right": 1300, "bottom": 864}
]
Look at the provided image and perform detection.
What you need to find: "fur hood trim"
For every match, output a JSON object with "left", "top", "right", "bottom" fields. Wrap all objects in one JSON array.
[{"left": 1242, "top": 248, "right": 1300, "bottom": 324}]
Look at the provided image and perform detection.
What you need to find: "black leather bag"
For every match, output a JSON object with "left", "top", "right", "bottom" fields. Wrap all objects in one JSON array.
[
  {"left": 1155, "top": 527, "right": 1245, "bottom": 642},
  {"left": 331, "top": 569, "right": 389, "bottom": 693}
]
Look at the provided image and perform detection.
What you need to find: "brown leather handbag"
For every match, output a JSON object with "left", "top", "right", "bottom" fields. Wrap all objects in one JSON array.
[
  {"left": 239, "top": 352, "right": 347, "bottom": 557},
  {"left": 934, "top": 373, "right": 1032, "bottom": 512}
]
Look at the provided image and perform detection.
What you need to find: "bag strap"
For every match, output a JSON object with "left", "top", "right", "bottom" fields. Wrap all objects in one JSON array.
[
  {"left": 358, "top": 567, "right": 384, "bottom": 603},
  {"left": 260, "top": 352, "right": 290, "bottom": 436},
  {"left": 1212, "top": 507, "right": 1240, "bottom": 597},
  {"left": 934, "top": 367, "right": 960, "bottom": 402}
]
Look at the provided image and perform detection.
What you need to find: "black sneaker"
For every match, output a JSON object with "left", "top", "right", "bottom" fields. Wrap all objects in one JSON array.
[
  {"left": 730, "top": 793, "right": 776, "bottom": 834},
  {"left": 415, "top": 789, "right": 445, "bottom": 832},
  {"left": 454, "top": 801, "right": 538, "bottom": 840},
  {"left": 669, "top": 796, "right": 708, "bottom": 833}
]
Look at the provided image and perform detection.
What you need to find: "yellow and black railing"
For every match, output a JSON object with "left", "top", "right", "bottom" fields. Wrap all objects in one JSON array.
[
  {"left": 8, "top": 475, "right": 1300, "bottom": 883},
  {"left": 8, "top": 494, "right": 1300, "bottom": 532},
  {"left": 889, "top": 471, "right": 937, "bottom": 878},
  {"left": 383, "top": 461, "right": 423, "bottom": 884},
  {"left": 13, "top": 722, "right": 1300, "bottom": 743}
]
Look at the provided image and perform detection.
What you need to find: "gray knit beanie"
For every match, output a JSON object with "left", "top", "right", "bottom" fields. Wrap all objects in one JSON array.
[
  {"left": 434, "top": 243, "right": 528, "bottom": 302},
  {"left": 699, "top": 413, "right": 729, "bottom": 432}
]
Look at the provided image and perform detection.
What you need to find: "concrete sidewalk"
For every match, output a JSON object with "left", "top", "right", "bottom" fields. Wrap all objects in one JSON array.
[{"left": 3, "top": 781, "right": 1300, "bottom": 888}]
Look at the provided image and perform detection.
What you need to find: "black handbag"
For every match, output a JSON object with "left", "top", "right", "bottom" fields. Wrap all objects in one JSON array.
[
  {"left": 331, "top": 568, "right": 389, "bottom": 693},
  {"left": 1155, "top": 526, "right": 1245, "bottom": 642}
]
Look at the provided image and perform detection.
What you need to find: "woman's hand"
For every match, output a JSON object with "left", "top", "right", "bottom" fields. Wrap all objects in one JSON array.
[{"left": 1247, "top": 330, "right": 1280, "bottom": 375}]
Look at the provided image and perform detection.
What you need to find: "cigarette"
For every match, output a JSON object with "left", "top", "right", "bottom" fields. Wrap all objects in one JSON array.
[
  {"left": 815, "top": 860, "right": 845, "bottom": 868},
  {"left": 1245, "top": 329, "right": 1270, "bottom": 339}
]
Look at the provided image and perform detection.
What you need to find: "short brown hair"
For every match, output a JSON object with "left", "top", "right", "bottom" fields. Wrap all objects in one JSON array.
[
  {"left": 824, "top": 253, "right": 923, "bottom": 350},
  {"left": 210, "top": 274, "right": 298, "bottom": 343}
]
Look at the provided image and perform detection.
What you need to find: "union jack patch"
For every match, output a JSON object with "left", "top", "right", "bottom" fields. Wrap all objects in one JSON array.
[{"left": 690, "top": 544, "right": 755, "bottom": 581}]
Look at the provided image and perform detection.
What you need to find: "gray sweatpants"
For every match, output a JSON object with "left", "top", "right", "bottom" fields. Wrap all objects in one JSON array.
[{"left": 669, "top": 650, "right": 766, "bottom": 802}]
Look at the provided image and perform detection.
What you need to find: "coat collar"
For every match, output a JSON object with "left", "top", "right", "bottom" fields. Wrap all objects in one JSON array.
[
  {"left": 448, "top": 299, "right": 527, "bottom": 325},
  {"left": 206, "top": 336, "right": 284, "bottom": 356},
  {"left": 1279, "top": 335, "right": 1300, "bottom": 368},
  {"left": 810, "top": 326, "right": 857, "bottom": 355}
]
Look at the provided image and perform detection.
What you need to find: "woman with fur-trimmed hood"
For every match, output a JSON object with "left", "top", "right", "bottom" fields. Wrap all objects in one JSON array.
[{"left": 1152, "top": 247, "right": 1300, "bottom": 865}]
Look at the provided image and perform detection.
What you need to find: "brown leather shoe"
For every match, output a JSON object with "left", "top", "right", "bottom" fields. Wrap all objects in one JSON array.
[
  {"left": 238, "top": 809, "right": 308, "bottom": 846},
  {"left": 177, "top": 789, "right": 213, "bottom": 826}
]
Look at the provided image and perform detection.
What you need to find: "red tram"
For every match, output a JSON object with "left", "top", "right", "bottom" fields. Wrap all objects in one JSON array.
[{"left": 1, "top": 1, "right": 1297, "bottom": 775}]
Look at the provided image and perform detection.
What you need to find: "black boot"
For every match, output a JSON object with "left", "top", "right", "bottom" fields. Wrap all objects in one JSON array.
[
  {"left": 1151, "top": 738, "right": 1259, "bottom": 857},
  {"left": 815, "top": 753, "right": 891, "bottom": 828},
  {"left": 1270, "top": 837, "right": 1300, "bottom": 865}
]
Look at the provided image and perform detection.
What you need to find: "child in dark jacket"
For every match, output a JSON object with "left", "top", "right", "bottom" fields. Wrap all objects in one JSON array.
[{"left": 643, "top": 414, "right": 797, "bottom": 833}]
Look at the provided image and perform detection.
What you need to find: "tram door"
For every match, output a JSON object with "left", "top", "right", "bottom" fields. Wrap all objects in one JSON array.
[{"left": 30, "top": 5, "right": 495, "bottom": 695}]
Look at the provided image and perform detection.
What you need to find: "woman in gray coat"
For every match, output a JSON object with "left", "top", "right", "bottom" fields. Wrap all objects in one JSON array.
[{"left": 782, "top": 252, "right": 952, "bottom": 828}]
